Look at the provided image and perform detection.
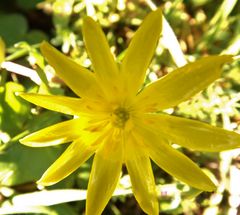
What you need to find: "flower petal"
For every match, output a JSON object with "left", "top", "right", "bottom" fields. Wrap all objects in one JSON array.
[
  {"left": 19, "top": 93, "right": 106, "bottom": 116},
  {"left": 125, "top": 133, "right": 159, "bottom": 215},
  {"left": 135, "top": 125, "right": 216, "bottom": 191},
  {"left": 143, "top": 114, "right": 240, "bottom": 152},
  {"left": 20, "top": 118, "right": 85, "bottom": 147},
  {"left": 38, "top": 134, "right": 100, "bottom": 186},
  {"left": 120, "top": 8, "right": 162, "bottom": 96},
  {"left": 86, "top": 129, "right": 123, "bottom": 215},
  {"left": 135, "top": 55, "right": 233, "bottom": 111},
  {"left": 82, "top": 17, "right": 120, "bottom": 100},
  {"left": 40, "top": 41, "right": 103, "bottom": 100}
]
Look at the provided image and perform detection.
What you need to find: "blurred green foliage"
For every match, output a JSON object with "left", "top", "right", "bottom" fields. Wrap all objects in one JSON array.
[{"left": 0, "top": 0, "right": 240, "bottom": 214}]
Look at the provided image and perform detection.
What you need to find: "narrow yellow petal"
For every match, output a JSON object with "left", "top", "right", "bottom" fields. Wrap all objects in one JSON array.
[
  {"left": 19, "top": 93, "right": 106, "bottom": 116},
  {"left": 0, "top": 37, "right": 5, "bottom": 64},
  {"left": 121, "top": 8, "right": 162, "bottom": 96},
  {"left": 135, "top": 55, "right": 233, "bottom": 111},
  {"left": 135, "top": 125, "right": 216, "bottom": 191},
  {"left": 20, "top": 118, "right": 84, "bottom": 147},
  {"left": 143, "top": 113, "right": 240, "bottom": 152},
  {"left": 40, "top": 41, "right": 103, "bottom": 100},
  {"left": 82, "top": 17, "right": 120, "bottom": 100},
  {"left": 38, "top": 135, "right": 100, "bottom": 186},
  {"left": 86, "top": 130, "right": 123, "bottom": 215},
  {"left": 125, "top": 133, "right": 159, "bottom": 215}
]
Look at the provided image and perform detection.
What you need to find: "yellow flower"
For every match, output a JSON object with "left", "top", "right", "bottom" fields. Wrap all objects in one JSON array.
[{"left": 20, "top": 8, "right": 239, "bottom": 215}]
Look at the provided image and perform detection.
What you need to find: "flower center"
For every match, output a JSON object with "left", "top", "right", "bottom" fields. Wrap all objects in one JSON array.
[{"left": 112, "top": 107, "right": 130, "bottom": 128}]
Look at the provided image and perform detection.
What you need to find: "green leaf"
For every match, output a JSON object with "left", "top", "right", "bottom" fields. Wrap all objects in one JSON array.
[
  {"left": 0, "top": 100, "right": 65, "bottom": 186},
  {"left": 0, "top": 14, "right": 28, "bottom": 46},
  {"left": 0, "top": 142, "right": 63, "bottom": 186},
  {"left": 0, "top": 203, "right": 77, "bottom": 215},
  {"left": 25, "top": 30, "right": 48, "bottom": 44},
  {"left": 0, "top": 82, "right": 30, "bottom": 136},
  {"left": 181, "top": 187, "right": 203, "bottom": 199},
  {"left": 0, "top": 205, "right": 53, "bottom": 215},
  {"left": 16, "top": 0, "right": 43, "bottom": 10}
]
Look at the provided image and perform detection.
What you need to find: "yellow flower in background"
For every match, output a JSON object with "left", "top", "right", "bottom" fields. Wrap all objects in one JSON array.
[{"left": 20, "top": 8, "right": 240, "bottom": 215}]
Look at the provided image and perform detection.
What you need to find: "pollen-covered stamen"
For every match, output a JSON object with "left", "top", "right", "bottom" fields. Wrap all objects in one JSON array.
[{"left": 112, "top": 107, "right": 130, "bottom": 128}]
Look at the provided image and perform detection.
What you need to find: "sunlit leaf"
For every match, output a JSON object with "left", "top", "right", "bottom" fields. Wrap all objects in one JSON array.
[{"left": 0, "top": 82, "right": 30, "bottom": 136}]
